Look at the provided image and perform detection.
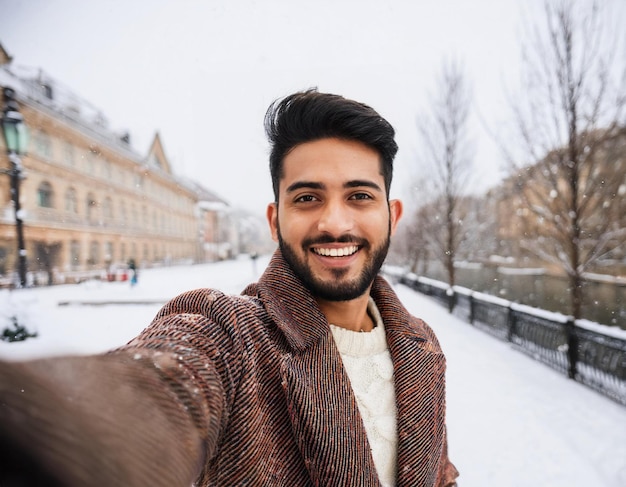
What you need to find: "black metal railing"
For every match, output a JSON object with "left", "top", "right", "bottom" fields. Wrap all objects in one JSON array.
[{"left": 392, "top": 270, "right": 626, "bottom": 407}]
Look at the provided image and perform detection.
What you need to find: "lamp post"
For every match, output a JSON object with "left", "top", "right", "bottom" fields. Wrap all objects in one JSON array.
[{"left": 1, "top": 87, "right": 28, "bottom": 287}]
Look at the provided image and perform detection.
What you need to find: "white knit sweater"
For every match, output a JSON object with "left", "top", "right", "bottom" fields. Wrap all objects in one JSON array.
[{"left": 329, "top": 298, "right": 397, "bottom": 487}]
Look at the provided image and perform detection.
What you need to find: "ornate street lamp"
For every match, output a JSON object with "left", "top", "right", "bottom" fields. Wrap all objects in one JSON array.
[{"left": 1, "top": 86, "right": 28, "bottom": 287}]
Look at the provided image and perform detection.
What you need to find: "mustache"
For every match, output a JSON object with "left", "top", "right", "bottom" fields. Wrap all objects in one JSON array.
[{"left": 302, "top": 234, "right": 368, "bottom": 247}]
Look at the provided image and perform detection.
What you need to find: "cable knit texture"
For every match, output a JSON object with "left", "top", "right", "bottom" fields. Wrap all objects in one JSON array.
[{"left": 330, "top": 298, "right": 398, "bottom": 487}]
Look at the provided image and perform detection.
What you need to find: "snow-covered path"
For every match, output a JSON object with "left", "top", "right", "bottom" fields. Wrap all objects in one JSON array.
[
  {"left": 1, "top": 255, "right": 625, "bottom": 486},
  {"left": 396, "top": 285, "right": 626, "bottom": 486}
]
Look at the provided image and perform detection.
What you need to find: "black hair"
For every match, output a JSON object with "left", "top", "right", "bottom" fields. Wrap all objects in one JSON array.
[{"left": 264, "top": 88, "right": 398, "bottom": 201}]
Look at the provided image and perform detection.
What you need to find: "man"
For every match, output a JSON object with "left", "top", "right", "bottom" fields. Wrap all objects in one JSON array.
[{"left": 0, "top": 90, "right": 458, "bottom": 486}]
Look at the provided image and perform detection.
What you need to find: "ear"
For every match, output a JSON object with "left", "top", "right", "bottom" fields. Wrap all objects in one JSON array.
[
  {"left": 389, "top": 199, "right": 403, "bottom": 236},
  {"left": 266, "top": 202, "right": 279, "bottom": 242}
]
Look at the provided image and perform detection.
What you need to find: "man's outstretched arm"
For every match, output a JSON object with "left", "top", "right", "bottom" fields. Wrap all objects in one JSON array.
[{"left": 0, "top": 350, "right": 224, "bottom": 486}]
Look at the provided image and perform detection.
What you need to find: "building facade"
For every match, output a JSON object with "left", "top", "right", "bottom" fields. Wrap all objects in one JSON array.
[{"left": 0, "top": 45, "right": 237, "bottom": 286}]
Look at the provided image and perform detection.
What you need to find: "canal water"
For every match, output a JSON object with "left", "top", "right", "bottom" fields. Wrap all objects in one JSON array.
[{"left": 417, "top": 263, "right": 626, "bottom": 331}]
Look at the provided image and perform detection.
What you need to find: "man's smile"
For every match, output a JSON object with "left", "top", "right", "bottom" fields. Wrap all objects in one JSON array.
[{"left": 311, "top": 245, "right": 359, "bottom": 257}]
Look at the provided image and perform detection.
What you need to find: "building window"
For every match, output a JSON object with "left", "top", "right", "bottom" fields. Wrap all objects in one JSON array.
[
  {"left": 65, "top": 187, "right": 78, "bottom": 213},
  {"left": 37, "top": 181, "right": 54, "bottom": 208},
  {"left": 104, "top": 241, "right": 113, "bottom": 263},
  {"left": 103, "top": 159, "right": 112, "bottom": 180},
  {"left": 0, "top": 246, "right": 7, "bottom": 275},
  {"left": 33, "top": 130, "right": 53, "bottom": 159},
  {"left": 88, "top": 241, "right": 99, "bottom": 265},
  {"left": 103, "top": 197, "right": 113, "bottom": 219},
  {"left": 85, "top": 151, "right": 96, "bottom": 175},
  {"left": 63, "top": 142, "right": 75, "bottom": 166},
  {"left": 120, "top": 200, "right": 127, "bottom": 227},
  {"left": 70, "top": 240, "right": 80, "bottom": 270},
  {"left": 86, "top": 193, "right": 97, "bottom": 220},
  {"left": 42, "top": 83, "right": 53, "bottom": 100}
]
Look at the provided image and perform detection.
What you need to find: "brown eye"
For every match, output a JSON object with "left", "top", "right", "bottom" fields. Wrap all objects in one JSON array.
[
  {"left": 350, "top": 193, "right": 372, "bottom": 201},
  {"left": 295, "top": 194, "right": 317, "bottom": 203}
]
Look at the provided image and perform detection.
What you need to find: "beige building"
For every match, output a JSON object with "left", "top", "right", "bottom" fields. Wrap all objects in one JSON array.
[
  {"left": 494, "top": 127, "right": 626, "bottom": 275},
  {"left": 0, "top": 45, "right": 235, "bottom": 286}
]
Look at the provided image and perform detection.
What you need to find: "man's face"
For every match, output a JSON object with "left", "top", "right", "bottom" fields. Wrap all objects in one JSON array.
[{"left": 267, "top": 137, "right": 403, "bottom": 302}]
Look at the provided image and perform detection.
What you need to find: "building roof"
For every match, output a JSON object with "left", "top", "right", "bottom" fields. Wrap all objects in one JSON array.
[{"left": 1, "top": 42, "right": 233, "bottom": 208}]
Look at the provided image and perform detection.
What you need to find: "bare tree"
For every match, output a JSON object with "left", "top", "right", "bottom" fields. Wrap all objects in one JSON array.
[
  {"left": 454, "top": 193, "right": 500, "bottom": 263},
  {"left": 509, "top": 0, "right": 626, "bottom": 319},
  {"left": 415, "top": 60, "right": 474, "bottom": 288},
  {"left": 389, "top": 174, "right": 435, "bottom": 273}
]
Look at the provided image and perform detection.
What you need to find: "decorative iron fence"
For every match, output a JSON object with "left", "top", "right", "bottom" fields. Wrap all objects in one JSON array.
[{"left": 392, "top": 270, "right": 626, "bottom": 407}]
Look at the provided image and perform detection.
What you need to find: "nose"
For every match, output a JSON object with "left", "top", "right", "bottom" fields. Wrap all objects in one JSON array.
[{"left": 317, "top": 199, "right": 354, "bottom": 236}]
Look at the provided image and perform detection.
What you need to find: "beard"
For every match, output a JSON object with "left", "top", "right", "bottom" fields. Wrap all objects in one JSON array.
[{"left": 277, "top": 224, "right": 391, "bottom": 302}]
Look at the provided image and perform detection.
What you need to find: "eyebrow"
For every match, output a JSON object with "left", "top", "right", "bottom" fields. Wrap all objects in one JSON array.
[
  {"left": 344, "top": 180, "right": 383, "bottom": 192},
  {"left": 285, "top": 180, "right": 383, "bottom": 194},
  {"left": 286, "top": 181, "right": 324, "bottom": 193}
]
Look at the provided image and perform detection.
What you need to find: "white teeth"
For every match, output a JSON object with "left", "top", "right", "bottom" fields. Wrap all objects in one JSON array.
[{"left": 314, "top": 246, "right": 358, "bottom": 257}]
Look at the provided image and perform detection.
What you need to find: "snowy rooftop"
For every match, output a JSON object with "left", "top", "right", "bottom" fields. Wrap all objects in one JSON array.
[
  {"left": 1, "top": 60, "right": 232, "bottom": 208},
  {"left": 0, "top": 62, "right": 137, "bottom": 157}
]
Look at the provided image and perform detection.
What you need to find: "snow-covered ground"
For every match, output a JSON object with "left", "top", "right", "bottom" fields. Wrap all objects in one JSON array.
[{"left": 1, "top": 255, "right": 625, "bottom": 486}]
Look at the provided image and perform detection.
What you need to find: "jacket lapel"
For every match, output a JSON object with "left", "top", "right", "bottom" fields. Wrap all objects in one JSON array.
[
  {"left": 254, "top": 252, "right": 447, "bottom": 486},
  {"left": 255, "top": 252, "right": 380, "bottom": 486},
  {"left": 372, "top": 279, "right": 447, "bottom": 487},
  {"left": 280, "top": 335, "right": 381, "bottom": 486}
]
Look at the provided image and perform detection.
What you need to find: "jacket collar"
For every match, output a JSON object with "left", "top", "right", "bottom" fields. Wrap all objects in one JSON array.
[
  {"left": 249, "top": 250, "right": 433, "bottom": 351},
  {"left": 245, "top": 250, "right": 446, "bottom": 486}
]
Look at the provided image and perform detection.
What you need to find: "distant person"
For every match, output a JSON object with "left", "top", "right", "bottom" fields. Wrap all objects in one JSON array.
[
  {"left": 127, "top": 258, "right": 138, "bottom": 286},
  {"left": 0, "top": 90, "right": 458, "bottom": 486}
]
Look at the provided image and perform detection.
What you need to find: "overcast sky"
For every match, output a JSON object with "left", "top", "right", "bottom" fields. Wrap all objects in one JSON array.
[{"left": 1, "top": 0, "right": 624, "bottom": 216}]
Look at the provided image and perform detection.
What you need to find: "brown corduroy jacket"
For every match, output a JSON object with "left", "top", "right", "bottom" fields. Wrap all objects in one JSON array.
[{"left": 0, "top": 250, "right": 458, "bottom": 486}]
